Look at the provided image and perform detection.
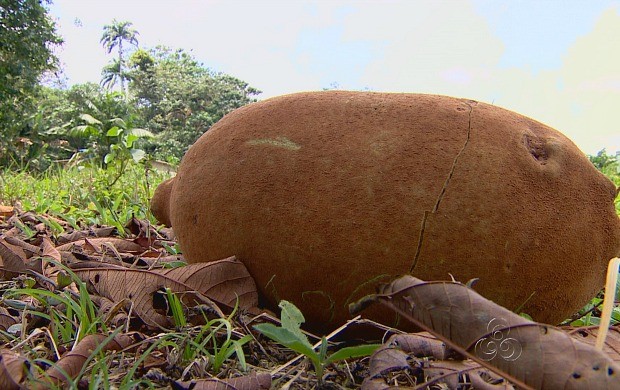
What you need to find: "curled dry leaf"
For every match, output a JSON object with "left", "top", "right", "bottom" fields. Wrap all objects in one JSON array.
[
  {"left": 0, "top": 307, "right": 18, "bottom": 332},
  {"left": 173, "top": 372, "right": 271, "bottom": 390},
  {"left": 0, "top": 205, "right": 14, "bottom": 219},
  {"left": 3, "top": 236, "right": 39, "bottom": 257},
  {"left": 90, "top": 295, "right": 130, "bottom": 327},
  {"left": 0, "top": 237, "right": 43, "bottom": 278},
  {"left": 125, "top": 216, "right": 161, "bottom": 240},
  {"left": 367, "top": 344, "right": 410, "bottom": 378},
  {"left": 39, "top": 236, "right": 61, "bottom": 263},
  {"left": 73, "top": 257, "right": 258, "bottom": 327},
  {"left": 0, "top": 349, "right": 29, "bottom": 390},
  {"left": 156, "top": 257, "right": 258, "bottom": 309},
  {"left": 422, "top": 360, "right": 513, "bottom": 390},
  {"left": 55, "top": 237, "right": 144, "bottom": 253},
  {"left": 35, "top": 333, "right": 134, "bottom": 389},
  {"left": 12, "top": 211, "right": 37, "bottom": 224},
  {"left": 351, "top": 275, "right": 620, "bottom": 389},
  {"left": 0, "top": 239, "right": 29, "bottom": 276},
  {"left": 139, "top": 254, "right": 185, "bottom": 268},
  {"left": 56, "top": 230, "right": 88, "bottom": 245},
  {"left": 364, "top": 339, "right": 511, "bottom": 390},
  {"left": 567, "top": 327, "right": 620, "bottom": 363},
  {"left": 57, "top": 226, "right": 117, "bottom": 244},
  {"left": 388, "top": 332, "right": 460, "bottom": 360}
]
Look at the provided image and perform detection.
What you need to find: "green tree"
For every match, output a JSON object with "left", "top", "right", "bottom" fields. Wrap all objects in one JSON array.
[
  {"left": 589, "top": 149, "right": 620, "bottom": 214},
  {"left": 0, "top": 0, "right": 62, "bottom": 166},
  {"left": 590, "top": 149, "right": 618, "bottom": 172},
  {"left": 101, "top": 58, "right": 122, "bottom": 90},
  {"left": 100, "top": 19, "right": 139, "bottom": 94},
  {"left": 24, "top": 83, "right": 138, "bottom": 169},
  {"left": 128, "top": 47, "right": 260, "bottom": 159}
]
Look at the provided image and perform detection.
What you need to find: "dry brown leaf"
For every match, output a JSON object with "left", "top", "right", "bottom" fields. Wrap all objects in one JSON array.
[
  {"left": 0, "top": 206, "right": 14, "bottom": 219},
  {"left": 2, "top": 227, "right": 21, "bottom": 238},
  {"left": 14, "top": 211, "right": 37, "bottom": 224},
  {"left": 125, "top": 216, "right": 161, "bottom": 240},
  {"left": 56, "top": 237, "right": 144, "bottom": 253},
  {"left": 388, "top": 333, "right": 458, "bottom": 360},
  {"left": 157, "top": 227, "right": 175, "bottom": 240},
  {"left": 0, "top": 311, "right": 18, "bottom": 332},
  {"left": 174, "top": 372, "right": 271, "bottom": 390},
  {"left": 364, "top": 338, "right": 516, "bottom": 389},
  {"left": 352, "top": 275, "right": 620, "bottom": 389},
  {"left": 0, "top": 239, "right": 29, "bottom": 276},
  {"left": 56, "top": 230, "right": 88, "bottom": 245},
  {"left": 367, "top": 345, "right": 409, "bottom": 378},
  {"left": 469, "top": 370, "right": 517, "bottom": 390},
  {"left": 154, "top": 257, "right": 258, "bottom": 309},
  {"left": 139, "top": 254, "right": 186, "bottom": 268},
  {"left": 359, "top": 379, "right": 394, "bottom": 390},
  {"left": 0, "top": 349, "right": 28, "bottom": 390},
  {"left": 35, "top": 333, "right": 133, "bottom": 389},
  {"left": 73, "top": 257, "right": 258, "bottom": 327},
  {"left": 4, "top": 236, "right": 41, "bottom": 258},
  {"left": 90, "top": 295, "right": 129, "bottom": 327},
  {"left": 568, "top": 327, "right": 620, "bottom": 363},
  {"left": 40, "top": 236, "right": 61, "bottom": 262}
]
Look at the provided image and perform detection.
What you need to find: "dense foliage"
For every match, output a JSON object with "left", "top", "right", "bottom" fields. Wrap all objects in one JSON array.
[
  {"left": 128, "top": 47, "right": 260, "bottom": 159},
  {"left": 0, "top": 7, "right": 259, "bottom": 169},
  {"left": 590, "top": 149, "right": 620, "bottom": 213},
  {"left": 0, "top": 0, "right": 62, "bottom": 166}
]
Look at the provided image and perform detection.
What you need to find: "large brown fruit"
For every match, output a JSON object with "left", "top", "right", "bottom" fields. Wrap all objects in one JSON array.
[{"left": 152, "top": 91, "right": 620, "bottom": 334}]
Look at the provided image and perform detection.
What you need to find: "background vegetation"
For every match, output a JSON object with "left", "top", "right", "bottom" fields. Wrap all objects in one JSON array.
[{"left": 1, "top": 1, "right": 259, "bottom": 173}]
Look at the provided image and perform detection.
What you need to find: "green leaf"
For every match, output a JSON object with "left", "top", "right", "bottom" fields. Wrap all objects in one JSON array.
[
  {"left": 127, "top": 128, "right": 155, "bottom": 138},
  {"left": 278, "top": 300, "right": 312, "bottom": 348},
  {"left": 23, "top": 277, "right": 36, "bottom": 289},
  {"left": 108, "top": 117, "right": 127, "bottom": 128},
  {"left": 70, "top": 125, "right": 99, "bottom": 137},
  {"left": 104, "top": 153, "right": 114, "bottom": 164},
  {"left": 130, "top": 149, "right": 146, "bottom": 162},
  {"left": 125, "top": 134, "right": 138, "bottom": 148},
  {"left": 106, "top": 126, "right": 122, "bottom": 137},
  {"left": 319, "top": 337, "right": 328, "bottom": 361},
  {"left": 165, "top": 288, "right": 186, "bottom": 328},
  {"left": 57, "top": 272, "right": 72, "bottom": 289},
  {"left": 253, "top": 323, "right": 317, "bottom": 360},
  {"left": 79, "top": 113, "right": 102, "bottom": 125},
  {"left": 325, "top": 344, "right": 381, "bottom": 364}
]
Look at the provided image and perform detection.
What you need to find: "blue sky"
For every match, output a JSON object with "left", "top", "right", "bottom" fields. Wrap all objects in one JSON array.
[
  {"left": 48, "top": 0, "right": 620, "bottom": 154},
  {"left": 473, "top": 1, "right": 612, "bottom": 70}
]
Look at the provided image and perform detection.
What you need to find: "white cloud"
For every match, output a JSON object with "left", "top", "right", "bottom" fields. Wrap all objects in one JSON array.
[{"left": 343, "top": 1, "right": 504, "bottom": 94}]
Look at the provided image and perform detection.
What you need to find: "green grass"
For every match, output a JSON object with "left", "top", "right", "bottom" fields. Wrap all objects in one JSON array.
[{"left": 0, "top": 162, "right": 173, "bottom": 232}]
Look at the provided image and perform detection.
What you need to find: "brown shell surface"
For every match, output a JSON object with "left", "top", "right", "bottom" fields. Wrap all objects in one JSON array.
[{"left": 155, "top": 91, "right": 620, "bottom": 334}]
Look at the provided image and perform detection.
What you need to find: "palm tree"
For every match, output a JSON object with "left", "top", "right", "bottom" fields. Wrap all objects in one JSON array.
[
  {"left": 100, "top": 59, "right": 123, "bottom": 90},
  {"left": 100, "top": 20, "right": 139, "bottom": 94}
]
